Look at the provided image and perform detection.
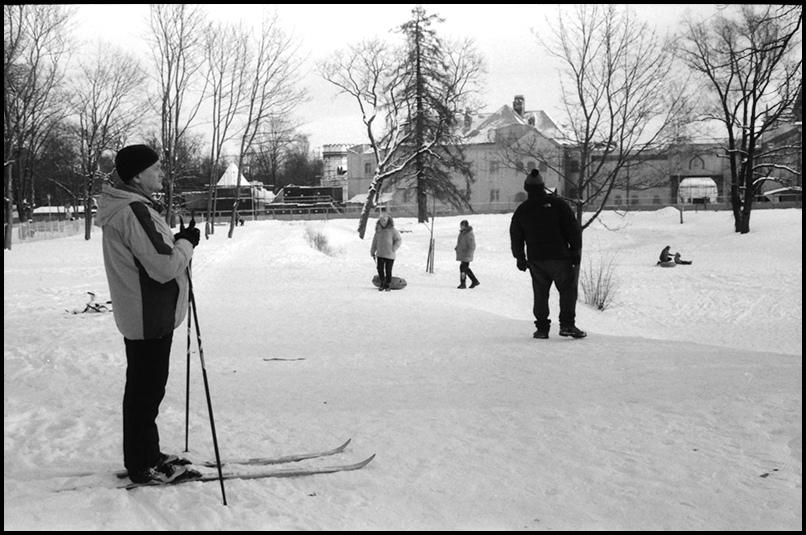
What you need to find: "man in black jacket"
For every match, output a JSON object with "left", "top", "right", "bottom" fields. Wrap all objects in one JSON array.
[{"left": 510, "top": 169, "right": 586, "bottom": 339}]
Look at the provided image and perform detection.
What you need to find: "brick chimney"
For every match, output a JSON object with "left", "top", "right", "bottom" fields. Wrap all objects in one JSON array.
[{"left": 513, "top": 95, "right": 525, "bottom": 116}]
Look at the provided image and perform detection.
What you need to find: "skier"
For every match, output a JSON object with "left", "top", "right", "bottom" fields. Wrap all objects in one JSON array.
[
  {"left": 370, "top": 212, "right": 402, "bottom": 291},
  {"left": 95, "top": 144, "right": 200, "bottom": 485},
  {"left": 510, "top": 169, "right": 586, "bottom": 339},
  {"left": 455, "top": 219, "right": 480, "bottom": 289}
]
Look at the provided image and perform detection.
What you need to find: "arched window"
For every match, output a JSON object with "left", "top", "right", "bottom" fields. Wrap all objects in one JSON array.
[{"left": 526, "top": 161, "right": 537, "bottom": 172}]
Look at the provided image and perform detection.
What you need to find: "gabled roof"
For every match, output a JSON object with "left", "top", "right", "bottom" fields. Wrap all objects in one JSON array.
[{"left": 462, "top": 105, "right": 566, "bottom": 145}]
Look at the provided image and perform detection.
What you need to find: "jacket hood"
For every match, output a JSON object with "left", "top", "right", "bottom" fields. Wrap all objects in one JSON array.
[
  {"left": 375, "top": 215, "right": 395, "bottom": 230},
  {"left": 95, "top": 183, "right": 157, "bottom": 228}
]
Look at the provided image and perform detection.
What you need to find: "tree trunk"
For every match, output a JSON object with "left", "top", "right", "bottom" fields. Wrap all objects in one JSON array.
[
  {"left": 83, "top": 195, "right": 92, "bottom": 240},
  {"left": 357, "top": 177, "right": 381, "bottom": 239}
]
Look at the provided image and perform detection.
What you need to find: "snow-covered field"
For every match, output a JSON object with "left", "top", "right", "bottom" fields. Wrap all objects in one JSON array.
[{"left": 4, "top": 207, "right": 802, "bottom": 530}]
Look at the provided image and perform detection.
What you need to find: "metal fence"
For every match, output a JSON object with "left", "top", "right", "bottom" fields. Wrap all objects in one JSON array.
[{"left": 9, "top": 219, "right": 86, "bottom": 243}]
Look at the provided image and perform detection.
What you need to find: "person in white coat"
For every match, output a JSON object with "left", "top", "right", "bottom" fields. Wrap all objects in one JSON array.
[{"left": 370, "top": 213, "right": 402, "bottom": 291}]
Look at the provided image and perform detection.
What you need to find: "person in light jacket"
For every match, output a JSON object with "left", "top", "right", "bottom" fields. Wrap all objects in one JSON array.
[
  {"left": 455, "top": 219, "right": 480, "bottom": 289},
  {"left": 95, "top": 144, "right": 200, "bottom": 485},
  {"left": 370, "top": 212, "right": 402, "bottom": 291}
]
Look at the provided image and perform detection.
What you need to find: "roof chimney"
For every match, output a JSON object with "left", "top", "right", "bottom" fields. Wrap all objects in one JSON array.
[{"left": 513, "top": 95, "right": 525, "bottom": 116}]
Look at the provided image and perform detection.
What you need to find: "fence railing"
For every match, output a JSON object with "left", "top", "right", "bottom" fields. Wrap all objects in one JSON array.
[{"left": 9, "top": 219, "right": 86, "bottom": 243}]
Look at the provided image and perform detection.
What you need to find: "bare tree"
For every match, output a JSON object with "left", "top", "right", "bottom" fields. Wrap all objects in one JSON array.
[
  {"left": 228, "top": 8, "right": 305, "bottom": 238},
  {"left": 148, "top": 4, "right": 209, "bottom": 227},
  {"left": 536, "top": 4, "right": 692, "bottom": 231},
  {"left": 251, "top": 114, "right": 300, "bottom": 191},
  {"left": 320, "top": 39, "right": 417, "bottom": 238},
  {"left": 68, "top": 43, "right": 147, "bottom": 239},
  {"left": 4, "top": 4, "right": 73, "bottom": 249},
  {"left": 677, "top": 5, "right": 802, "bottom": 234},
  {"left": 202, "top": 19, "right": 250, "bottom": 236}
]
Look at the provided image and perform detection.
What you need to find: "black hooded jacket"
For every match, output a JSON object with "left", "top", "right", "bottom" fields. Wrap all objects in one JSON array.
[{"left": 510, "top": 186, "right": 582, "bottom": 262}]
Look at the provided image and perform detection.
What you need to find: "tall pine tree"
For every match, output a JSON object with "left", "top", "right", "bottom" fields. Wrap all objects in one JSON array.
[{"left": 396, "top": 6, "right": 477, "bottom": 222}]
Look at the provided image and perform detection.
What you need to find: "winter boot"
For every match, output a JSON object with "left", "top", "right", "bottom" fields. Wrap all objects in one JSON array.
[
  {"left": 468, "top": 274, "right": 480, "bottom": 289},
  {"left": 559, "top": 325, "right": 587, "bottom": 338},
  {"left": 458, "top": 273, "right": 467, "bottom": 289},
  {"left": 533, "top": 320, "right": 550, "bottom": 339}
]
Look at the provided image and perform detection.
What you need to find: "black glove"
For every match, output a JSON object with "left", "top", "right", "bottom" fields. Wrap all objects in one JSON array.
[
  {"left": 175, "top": 218, "right": 200, "bottom": 248},
  {"left": 516, "top": 258, "right": 528, "bottom": 272},
  {"left": 570, "top": 250, "right": 581, "bottom": 266}
]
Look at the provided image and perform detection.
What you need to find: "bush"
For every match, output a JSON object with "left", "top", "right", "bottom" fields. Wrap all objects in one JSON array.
[
  {"left": 304, "top": 226, "right": 335, "bottom": 256},
  {"left": 580, "top": 250, "right": 620, "bottom": 311}
]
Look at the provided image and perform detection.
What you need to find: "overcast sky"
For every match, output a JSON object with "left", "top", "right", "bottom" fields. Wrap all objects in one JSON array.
[{"left": 73, "top": 4, "right": 717, "bottom": 152}]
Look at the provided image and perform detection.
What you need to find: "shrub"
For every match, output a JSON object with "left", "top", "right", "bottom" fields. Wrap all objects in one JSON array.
[
  {"left": 304, "top": 226, "right": 335, "bottom": 256},
  {"left": 579, "top": 250, "right": 620, "bottom": 311}
]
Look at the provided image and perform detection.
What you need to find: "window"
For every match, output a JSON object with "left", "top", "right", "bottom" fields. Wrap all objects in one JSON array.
[
  {"left": 364, "top": 162, "right": 372, "bottom": 176},
  {"left": 653, "top": 195, "right": 662, "bottom": 205},
  {"left": 489, "top": 160, "right": 499, "bottom": 174},
  {"left": 526, "top": 161, "right": 537, "bottom": 172},
  {"left": 569, "top": 160, "right": 580, "bottom": 173},
  {"left": 490, "top": 189, "right": 500, "bottom": 202},
  {"left": 516, "top": 161, "right": 525, "bottom": 173},
  {"left": 539, "top": 161, "right": 548, "bottom": 172},
  {"left": 614, "top": 195, "right": 622, "bottom": 206}
]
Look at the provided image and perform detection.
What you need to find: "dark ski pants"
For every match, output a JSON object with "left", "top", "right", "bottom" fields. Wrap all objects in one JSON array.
[
  {"left": 377, "top": 257, "right": 394, "bottom": 284},
  {"left": 123, "top": 332, "right": 173, "bottom": 473},
  {"left": 528, "top": 259, "right": 579, "bottom": 331}
]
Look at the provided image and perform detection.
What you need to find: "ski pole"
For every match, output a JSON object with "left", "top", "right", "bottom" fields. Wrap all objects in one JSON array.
[
  {"left": 183, "top": 216, "right": 193, "bottom": 453},
  {"left": 185, "top": 217, "right": 228, "bottom": 506},
  {"left": 184, "top": 275, "right": 192, "bottom": 453}
]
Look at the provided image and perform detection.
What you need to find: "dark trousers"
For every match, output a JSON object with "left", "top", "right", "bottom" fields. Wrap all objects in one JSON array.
[
  {"left": 377, "top": 257, "right": 394, "bottom": 283},
  {"left": 459, "top": 262, "right": 478, "bottom": 284},
  {"left": 528, "top": 259, "right": 579, "bottom": 330},
  {"left": 123, "top": 332, "right": 173, "bottom": 472}
]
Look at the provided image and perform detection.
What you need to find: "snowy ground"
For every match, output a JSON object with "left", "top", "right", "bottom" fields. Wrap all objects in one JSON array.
[{"left": 4, "top": 207, "right": 802, "bottom": 530}]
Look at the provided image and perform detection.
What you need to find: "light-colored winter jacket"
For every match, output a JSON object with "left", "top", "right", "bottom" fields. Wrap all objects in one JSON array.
[
  {"left": 370, "top": 217, "right": 402, "bottom": 260},
  {"left": 95, "top": 183, "right": 193, "bottom": 340},
  {"left": 455, "top": 226, "right": 476, "bottom": 262}
]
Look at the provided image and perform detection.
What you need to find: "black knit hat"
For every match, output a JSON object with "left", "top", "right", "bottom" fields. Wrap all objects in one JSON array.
[
  {"left": 524, "top": 168, "right": 544, "bottom": 191},
  {"left": 115, "top": 144, "right": 159, "bottom": 183}
]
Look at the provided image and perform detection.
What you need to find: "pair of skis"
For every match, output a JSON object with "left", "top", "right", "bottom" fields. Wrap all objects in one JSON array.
[{"left": 57, "top": 438, "right": 375, "bottom": 492}]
